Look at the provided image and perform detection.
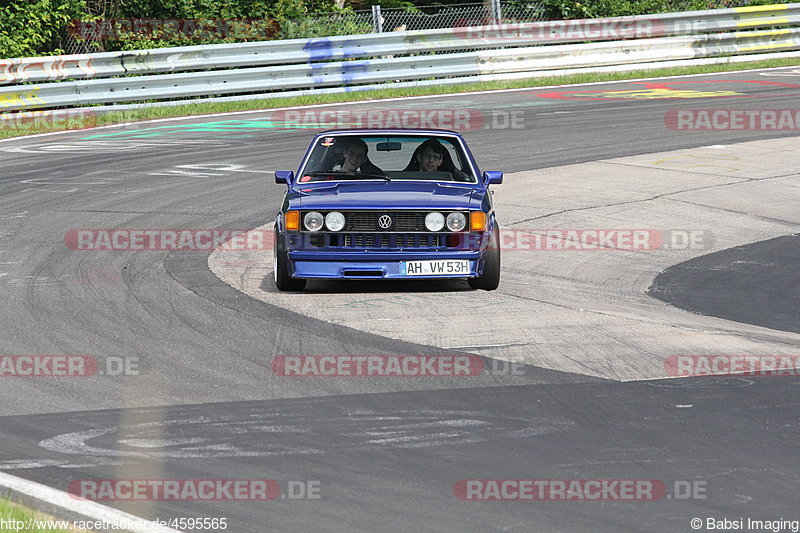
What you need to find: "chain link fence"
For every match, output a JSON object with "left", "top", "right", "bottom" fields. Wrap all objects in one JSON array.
[
  {"left": 373, "top": 2, "right": 548, "bottom": 33},
  {"left": 61, "top": 0, "right": 763, "bottom": 55},
  {"left": 278, "top": 0, "right": 757, "bottom": 37}
]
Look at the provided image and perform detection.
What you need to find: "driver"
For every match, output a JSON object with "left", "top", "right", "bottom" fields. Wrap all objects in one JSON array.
[
  {"left": 416, "top": 144, "right": 444, "bottom": 172},
  {"left": 404, "top": 138, "right": 469, "bottom": 180},
  {"left": 407, "top": 139, "right": 446, "bottom": 172}
]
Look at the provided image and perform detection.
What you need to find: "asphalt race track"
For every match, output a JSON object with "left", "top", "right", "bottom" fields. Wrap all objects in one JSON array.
[
  {"left": 650, "top": 234, "right": 800, "bottom": 335},
  {"left": 1, "top": 67, "right": 799, "bottom": 532}
]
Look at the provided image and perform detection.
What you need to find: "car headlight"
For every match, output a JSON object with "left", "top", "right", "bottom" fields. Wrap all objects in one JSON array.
[
  {"left": 304, "top": 211, "right": 324, "bottom": 232},
  {"left": 425, "top": 212, "right": 445, "bottom": 232},
  {"left": 325, "top": 211, "right": 345, "bottom": 232},
  {"left": 446, "top": 212, "right": 467, "bottom": 232}
]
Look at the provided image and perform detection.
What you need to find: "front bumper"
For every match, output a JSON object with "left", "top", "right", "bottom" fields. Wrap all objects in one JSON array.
[{"left": 288, "top": 251, "right": 483, "bottom": 280}]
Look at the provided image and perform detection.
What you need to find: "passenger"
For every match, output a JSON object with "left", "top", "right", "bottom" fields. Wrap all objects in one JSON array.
[
  {"left": 337, "top": 138, "right": 383, "bottom": 175},
  {"left": 403, "top": 138, "right": 468, "bottom": 180}
]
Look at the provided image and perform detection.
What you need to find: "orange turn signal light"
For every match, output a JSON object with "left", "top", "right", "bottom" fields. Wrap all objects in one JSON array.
[
  {"left": 470, "top": 211, "right": 486, "bottom": 232},
  {"left": 285, "top": 211, "right": 300, "bottom": 231}
]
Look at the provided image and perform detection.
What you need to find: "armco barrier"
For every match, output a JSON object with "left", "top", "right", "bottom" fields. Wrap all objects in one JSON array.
[
  {"left": 0, "top": 4, "right": 799, "bottom": 114},
  {"left": 2, "top": 4, "right": 799, "bottom": 85}
]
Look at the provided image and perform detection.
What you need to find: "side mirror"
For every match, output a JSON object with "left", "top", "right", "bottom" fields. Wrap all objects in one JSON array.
[
  {"left": 275, "top": 170, "right": 294, "bottom": 185},
  {"left": 483, "top": 171, "right": 503, "bottom": 185}
]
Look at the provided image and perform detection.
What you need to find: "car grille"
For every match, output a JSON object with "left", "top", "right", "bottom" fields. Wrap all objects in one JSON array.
[
  {"left": 344, "top": 233, "right": 443, "bottom": 248},
  {"left": 307, "top": 233, "right": 446, "bottom": 249},
  {"left": 301, "top": 231, "right": 481, "bottom": 251},
  {"left": 342, "top": 211, "right": 428, "bottom": 232}
]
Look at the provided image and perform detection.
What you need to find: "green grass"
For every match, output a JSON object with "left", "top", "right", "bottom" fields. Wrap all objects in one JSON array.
[
  {"left": 2, "top": 55, "right": 800, "bottom": 140},
  {"left": 0, "top": 499, "right": 76, "bottom": 533}
]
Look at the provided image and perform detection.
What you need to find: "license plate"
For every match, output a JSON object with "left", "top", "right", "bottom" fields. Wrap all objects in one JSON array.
[{"left": 400, "top": 260, "right": 470, "bottom": 276}]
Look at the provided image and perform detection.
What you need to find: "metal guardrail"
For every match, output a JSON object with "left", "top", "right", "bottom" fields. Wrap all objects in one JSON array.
[
  {"left": 1, "top": 4, "right": 799, "bottom": 114},
  {"left": 2, "top": 4, "right": 799, "bottom": 85}
]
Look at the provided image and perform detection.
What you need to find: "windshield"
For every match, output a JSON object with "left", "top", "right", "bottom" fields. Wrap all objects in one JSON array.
[{"left": 297, "top": 134, "right": 477, "bottom": 183}]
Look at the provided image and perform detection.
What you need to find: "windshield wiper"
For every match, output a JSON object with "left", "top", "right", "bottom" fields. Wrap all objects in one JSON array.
[{"left": 305, "top": 171, "right": 390, "bottom": 181}]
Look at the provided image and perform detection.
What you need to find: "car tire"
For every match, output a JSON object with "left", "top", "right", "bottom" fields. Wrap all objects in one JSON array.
[
  {"left": 469, "top": 224, "right": 500, "bottom": 291},
  {"left": 274, "top": 229, "right": 306, "bottom": 292}
]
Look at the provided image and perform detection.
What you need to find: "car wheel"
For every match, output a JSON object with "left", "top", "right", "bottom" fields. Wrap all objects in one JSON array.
[
  {"left": 468, "top": 224, "right": 500, "bottom": 291},
  {"left": 274, "top": 229, "right": 306, "bottom": 292}
]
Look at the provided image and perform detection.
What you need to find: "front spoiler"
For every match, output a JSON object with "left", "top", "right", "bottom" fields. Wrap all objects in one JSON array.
[{"left": 288, "top": 252, "right": 483, "bottom": 280}]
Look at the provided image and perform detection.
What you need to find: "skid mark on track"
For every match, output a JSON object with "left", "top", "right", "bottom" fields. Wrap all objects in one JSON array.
[{"left": 34, "top": 409, "right": 574, "bottom": 464}]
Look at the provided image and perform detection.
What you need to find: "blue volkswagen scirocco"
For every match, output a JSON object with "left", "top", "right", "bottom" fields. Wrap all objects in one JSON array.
[{"left": 273, "top": 129, "right": 503, "bottom": 291}]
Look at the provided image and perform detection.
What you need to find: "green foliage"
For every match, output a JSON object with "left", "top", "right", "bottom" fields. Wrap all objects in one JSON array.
[
  {"left": 102, "top": 0, "right": 339, "bottom": 19},
  {"left": 535, "top": 0, "right": 747, "bottom": 18},
  {"left": 79, "top": 0, "right": 358, "bottom": 50},
  {"left": 99, "top": 18, "right": 285, "bottom": 51},
  {"left": 353, "top": 0, "right": 416, "bottom": 8},
  {"left": 0, "top": 498, "right": 73, "bottom": 533},
  {"left": 0, "top": 0, "right": 86, "bottom": 58},
  {"left": 278, "top": 14, "right": 372, "bottom": 39}
]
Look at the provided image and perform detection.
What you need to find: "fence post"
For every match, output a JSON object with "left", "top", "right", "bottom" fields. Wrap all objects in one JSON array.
[
  {"left": 372, "top": 5, "right": 384, "bottom": 33},
  {"left": 491, "top": 0, "right": 502, "bottom": 23}
]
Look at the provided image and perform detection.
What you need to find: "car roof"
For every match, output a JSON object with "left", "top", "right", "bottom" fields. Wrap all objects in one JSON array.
[{"left": 316, "top": 128, "right": 463, "bottom": 137}]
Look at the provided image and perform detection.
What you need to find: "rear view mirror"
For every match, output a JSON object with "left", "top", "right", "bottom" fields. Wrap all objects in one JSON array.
[
  {"left": 376, "top": 142, "right": 402, "bottom": 152},
  {"left": 275, "top": 170, "right": 294, "bottom": 185}
]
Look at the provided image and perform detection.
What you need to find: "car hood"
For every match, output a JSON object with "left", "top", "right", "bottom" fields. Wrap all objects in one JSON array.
[{"left": 287, "top": 181, "right": 484, "bottom": 210}]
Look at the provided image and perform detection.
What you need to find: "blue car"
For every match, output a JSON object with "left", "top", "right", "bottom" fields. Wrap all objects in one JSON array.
[{"left": 273, "top": 129, "right": 503, "bottom": 291}]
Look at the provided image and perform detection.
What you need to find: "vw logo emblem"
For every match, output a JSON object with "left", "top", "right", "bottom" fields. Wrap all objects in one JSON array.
[{"left": 378, "top": 214, "right": 392, "bottom": 230}]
